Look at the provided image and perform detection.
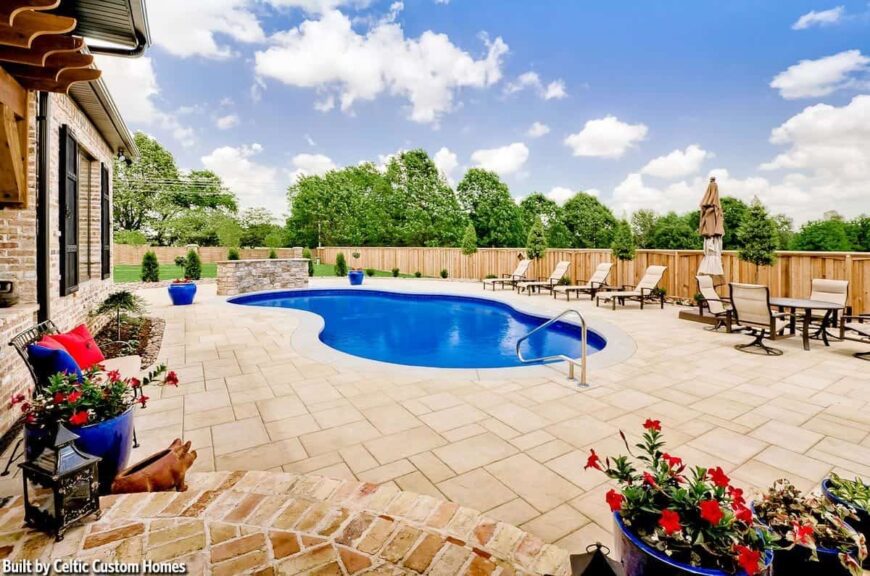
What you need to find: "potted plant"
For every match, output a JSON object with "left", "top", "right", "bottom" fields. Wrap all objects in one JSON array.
[
  {"left": 168, "top": 278, "right": 197, "bottom": 305},
  {"left": 12, "top": 365, "right": 178, "bottom": 493},
  {"left": 823, "top": 474, "right": 869, "bottom": 567},
  {"left": 348, "top": 251, "right": 364, "bottom": 285},
  {"left": 755, "top": 479, "right": 866, "bottom": 575},
  {"left": 585, "top": 420, "right": 774, "bottom": 575}
]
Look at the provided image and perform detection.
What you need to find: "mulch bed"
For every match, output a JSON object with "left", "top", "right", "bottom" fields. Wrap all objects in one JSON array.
[{"left": 95, "top": 316, "right": 165, "bottom": 367}]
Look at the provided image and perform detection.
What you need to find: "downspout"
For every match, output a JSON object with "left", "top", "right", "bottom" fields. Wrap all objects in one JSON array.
[
  {"left": 86, "top": 31, "right": 148, "bottom": 58},
  {"left": 36, "top": 91, "right": 50, "bottom": 322}
]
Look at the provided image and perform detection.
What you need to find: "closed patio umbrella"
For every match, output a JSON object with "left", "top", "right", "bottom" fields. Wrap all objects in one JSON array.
[{"left": 698, "top": 177, "right": 724, "bottom": 276}]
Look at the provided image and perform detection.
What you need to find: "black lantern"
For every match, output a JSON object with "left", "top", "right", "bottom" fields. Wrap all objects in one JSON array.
[{"left": 19, "top": 424, "right": 101, "bottom": 541}]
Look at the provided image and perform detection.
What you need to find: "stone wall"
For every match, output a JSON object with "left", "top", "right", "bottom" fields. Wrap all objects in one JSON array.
[{"left": 217, "top": 259, "right": 309, "bottom": 296}]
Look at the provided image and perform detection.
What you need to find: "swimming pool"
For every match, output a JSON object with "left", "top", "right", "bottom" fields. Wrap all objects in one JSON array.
[{"left": 230, "top": 289, "right": 606, "bottom": 369}]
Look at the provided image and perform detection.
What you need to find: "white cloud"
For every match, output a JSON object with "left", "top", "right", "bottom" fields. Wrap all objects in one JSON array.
[
  {"left": 289, "top": 153, "right": 337, "bottom": 182},
  {"left": 215, "top": 114, "right": 240, "bottom": 129},
  {"left": 770, "top": 50, "right": 869, "bottom": 99},
  {"left": 146, "top": 0, "right": 265, "bottom": 59},
  {"left": 640, "top": 145, "right": 711, "bottom": 179},
  {"left": 305, "top": 134, "right": 317, "bottom": 146},
  {"left": 264, "top": 0, "right": 371, "bottom": 14},
  {"left": 433, "top": 147, "right": 459, "bottom": 183},
  {"left": 254, "top": 10, "right": 508, "bottom": 124},
  {"left": 97, "top": 56, "right": 195, "bottom": 147},
  {"left": 792, "top": 6, "right": 844, "bottom": 30},
  {"left": 201, "top": 144, "right": 284, "bottom": 210},
  {"left": 546, "top": 186, "right": 574, "bottom": 205},
  {"left": 470, "top": 142, "right": 529, "bottom": 176},
  {"left": 526, "top": 121, "right": 550, "bottom": 138},
  {"left": 564, "top": 115, "right": 648, "bottom": 158},
  {"left": 504, "top": 71, "right": 567, "bottom": 100}
]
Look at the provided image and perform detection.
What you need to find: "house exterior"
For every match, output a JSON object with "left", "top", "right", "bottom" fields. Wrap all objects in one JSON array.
[{"left": 0, "top": 1, "right": 150, "bottom": 439}]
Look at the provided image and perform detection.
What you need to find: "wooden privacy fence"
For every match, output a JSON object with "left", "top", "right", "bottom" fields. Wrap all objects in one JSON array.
[
  {"left": 316, "top": 246, "right": 870, "bottom": 313},
  {"left": 115, "top": 245, "right": 303, "bottom": 264}
]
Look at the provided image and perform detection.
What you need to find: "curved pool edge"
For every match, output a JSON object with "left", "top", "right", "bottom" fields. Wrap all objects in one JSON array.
[{"left": 224, "top": 285, "right": 637, "bottom": 379}]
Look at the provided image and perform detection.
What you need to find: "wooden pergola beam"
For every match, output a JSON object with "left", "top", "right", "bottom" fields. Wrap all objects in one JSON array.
[
  {"left": 0, "top": 35, "right": 83, "bottom": 66},
  {"left": 0, "top": 10, "right": 76, "bottom": 49},
  {"left": 0, "top": 1, "right": 60, "bottom": 26}
]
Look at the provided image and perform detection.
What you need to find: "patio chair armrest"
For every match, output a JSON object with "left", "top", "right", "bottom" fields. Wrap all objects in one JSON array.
[
  {"left": 589, "top": 281, "right": 605, "bottom": 289},
  {"left": 771, "top": 311, "right": 794, "bottom": 320},
  {"left": 844, "top": 313, "right": 869, "bottom": 323},
  {"left": 621, "top": 284, "right": 636, "bottom": 290}
]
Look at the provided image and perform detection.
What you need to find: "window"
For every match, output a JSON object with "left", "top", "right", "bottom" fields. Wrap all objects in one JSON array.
[
  {"left": 100, "top": 163, "right": 110, "bottom": 279},
  {"left": 59, "top": 125, "right": 79, "bottom": 295}
]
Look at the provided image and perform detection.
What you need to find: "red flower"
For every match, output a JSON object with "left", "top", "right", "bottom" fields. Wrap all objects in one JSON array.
[
  {"left": 662, "top": 453, "right": 683, "bottom": 469},
  {"left": 137, "top": 395, "right": 149, "bottom": 407},
  {"left": 24, "top": 413, "right": 36, "bottom": 425},
  {"left": 643, "top": 418, "right": 661, "bottom": 431},
  {"left": 733, "top": 504, "right": 752, "bottom": 524},
  {"left": 792, "top": 523, "right": 814, "bottom": 545},
  {"left": 53, "top": 392, "right": 66, "bottom": 404},
  {"left": 728, "top": 486, "right": 746, "bottom": 507},
  {"left": 605, "top": 489, "right": 623, "bottom": 512},
  {"left": 129, "top": 377, "right": 141, "bottom": 389},
  {"left": 584, "top": 449, "right": 602, "bottom": 471},
  {"left": 8, "top": 393, "right": 25, "bottom": 408},
  {"left": 165, "top": 371, "right": 179, "bottom": 387},
  {"left": 734, "top": 545, "right": 762, "bottom": 576},
  {"left": 642, "top": 471, "right": 657, "bottom": 487},
  {"left": 699, "top": 500, "right": 724, "bottom": 525},
  {"left": 20, "top": 402, "right": 30, "bottom": 413},
  {"left": 107, "top": 370, "right": 121, "bottom": 382},
  {"left": 67, "top": 390, "right": 82, "bottom": 404},
  {"left": 708, "top": 466, "right": 730, "bottom": 488},
  {"left": 658, "top": 509, "right": 681, "bottom": 535},
  {"left": 69, "top": 411, "right": 89, "bottom": 426}
]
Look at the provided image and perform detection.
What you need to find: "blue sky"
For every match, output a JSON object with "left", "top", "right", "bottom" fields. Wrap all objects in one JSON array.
[{"left": 96, "top": 0, "right": 870, "bottom": 223}]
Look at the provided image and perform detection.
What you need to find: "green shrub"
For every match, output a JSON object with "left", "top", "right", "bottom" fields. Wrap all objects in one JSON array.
[
  {"left": 526, "top": 216, "right": 548, "bottom": 261},
  {"left": 391, "top": 267, "right": 400, "bottom": 277},
  {"left": 335, "top": 252, "right": 348, "bottom": 276},
  {"left": 141, "top": 251, "right": 159, "bottom": 282},
  {"left": 302, "top": 248, "right": 314, "bottom": 277},
  {"left": 484, "top": 274, "right": 497, "bottom": 279},
  {"left": 440, "top": 269, "right": 448, "bottom": 279},
  {"left": 268, "top": 249, "right": 277, "bottom": 259},
  {"left": 114, "top": 229, "right": 147, "bottom": 246},
  {"left": 365, "top": 268, "right": 375, "bottom": 277},
  {"left": 558, "top": 275, "right": 570, "bottom": 286},
  {"left": 173, "top": 255, "right": 186, "bottom": 267},
  {"left": 611, "top": 219, "right": 636, "bottom": 261},
  {"left": 184, "top": 249, "right": 202, "bottom": 280},
  {"left": 414, "top": 271, "right": 422, "bottom": 278},
  {"left": 461, "top": 223, "right": 478, "bottom": 255},
  {"left": 227, "top": 248, "right": 240, "bottom": 261}
]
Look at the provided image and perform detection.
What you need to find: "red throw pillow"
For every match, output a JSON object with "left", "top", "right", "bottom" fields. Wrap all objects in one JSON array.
[
  {"left": 37, "top": 336, "right": 68, "bottom": 351},
  {"left": 50, "top": 324, "right": 105, "bottom": 370}
]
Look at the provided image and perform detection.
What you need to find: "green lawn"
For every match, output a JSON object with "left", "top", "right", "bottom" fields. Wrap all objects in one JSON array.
[{"left": 114, "top": 262, "right": 414, "bottom": 282}]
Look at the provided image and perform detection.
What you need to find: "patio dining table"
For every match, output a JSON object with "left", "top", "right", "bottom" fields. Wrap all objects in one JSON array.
[{"left": 769, "top": 297, "right": 845, "bottom": 351}]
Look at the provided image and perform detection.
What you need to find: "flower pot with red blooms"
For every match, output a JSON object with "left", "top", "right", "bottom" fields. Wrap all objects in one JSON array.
[
  {"left": 822, "top": 474, "right": 870, "bottom": 569},
  {"left": 754, "top": 479, "right": 866, "bottom": 576},
  {"left": 584, "top": 418, "right": 775, "bottom": 576},
  {"left": 168, "top": 278, "right": 197, "bottom": 305},
  {"left": 15, "top": 364, "right": 179, "bottom": 494}
]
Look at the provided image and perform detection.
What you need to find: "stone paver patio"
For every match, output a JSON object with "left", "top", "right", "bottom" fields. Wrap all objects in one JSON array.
[{"left": 5, "top": 278, "right": 868, "bottom": 556}]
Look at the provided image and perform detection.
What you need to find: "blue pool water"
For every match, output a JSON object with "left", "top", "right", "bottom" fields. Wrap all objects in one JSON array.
[{"left": 230, "top": 289, "right": 606, "bottom": 369}]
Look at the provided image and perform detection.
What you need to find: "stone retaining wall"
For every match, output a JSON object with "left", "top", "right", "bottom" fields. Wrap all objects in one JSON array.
[{"left": 217, "top": 259, "right": 309, "bottom": 296}]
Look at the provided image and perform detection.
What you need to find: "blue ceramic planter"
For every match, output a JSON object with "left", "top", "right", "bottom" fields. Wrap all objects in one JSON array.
[
  {"left": 348, "top": 270, "right": 364, "bottom": 285},
  {"left": 614, "top": 513, "right": 773, "bottom": 576},
  {"left": 821, "top": 479, "right": 869, "bottom": 570},
  {"left": 168, "top": 282, "right": 197, "bottom": 305},
  {"left": 25, "top": 408, "right": 135, "bottom": 494}
]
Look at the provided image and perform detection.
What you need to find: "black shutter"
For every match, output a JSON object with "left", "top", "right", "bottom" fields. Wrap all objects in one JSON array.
[
  {"left": 100, "top": 163, "right": 111, "bottom": 279},
  {"left": 59, "top": 125, "right": 79, "bottom": 295}
]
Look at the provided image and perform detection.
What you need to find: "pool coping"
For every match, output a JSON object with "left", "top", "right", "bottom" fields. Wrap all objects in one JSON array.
[{"left": 222, "top": 285, "right": 637, "bottom": 382}]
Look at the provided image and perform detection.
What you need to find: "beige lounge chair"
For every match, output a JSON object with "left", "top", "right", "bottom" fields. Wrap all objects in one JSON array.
[
  {"left": 552, "top": 263, "right": 613, "bottom": 301},
  {"left": 729, "top": 283, "right": 793, "bottom": 356},
  {"left": 516, "top": 261, "right": 571, "bottom": 295},
  {"left": 696, "top": 274, "right": 732, "bottom": 332},
  {"left": 838, "top": 313, "right": 869, "bottom": 360},
  {"left": 595, "top": 265, "right": 667, "bottom": 310},
  {"left": 482, "top": 259, "right": 531, "bottom": 291}
]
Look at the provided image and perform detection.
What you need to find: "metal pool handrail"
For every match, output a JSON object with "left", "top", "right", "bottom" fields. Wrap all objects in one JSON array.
[{"left": 515, "top": 309, "right": 588, "bottom": 386}]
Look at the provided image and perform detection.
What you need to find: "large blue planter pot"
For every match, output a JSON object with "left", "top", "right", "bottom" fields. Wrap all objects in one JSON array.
[
  {"left": 614, "top": 513, "right": 773, "bottom": 576},
  {"left": 168, "top": 282, "right": 197, "bottom": 305},
  {"left": 348, "top": 270, "right": 364, "bottom": 286},
  {"left": 25, "top": 408, "right": 135, "bottom": 494},
  {"left": 821, "top": 479, "right": 869, "bottom": 569}
]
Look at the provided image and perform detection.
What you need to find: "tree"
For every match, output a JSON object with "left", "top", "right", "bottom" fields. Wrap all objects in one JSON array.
[
  {"left": 461, "top": 223, "right": 478, "bottom": 255},
  {"left": 216, "top": 217, "right": 243, "bottom": 248},
  {"left": 264, "top": 229, "right": 288, "bottom": 249},
  {"left": 114, "top": 230, "right": 147, "bottom": 245},
  {"left": 561, "top": 192, "right": 617, "bottom": 248},
  {"left": 846, "top": 215, "right": 870, "bottom": 251},
  {"left": 96, "top": 290, "right": 145, "bottom": 341},
  {"left": 141, "top": 251, "right": 159, "bottom": 282},
  {"left": 526, "top": 216, "right": 548, "bottom": 260},
  {"left": 518, "top": 193, "right": 571, "bottom": 248},
  {"left": 720, "top": 196, "right": 749, "bottom": 249},
  {"left": 302, "top": 247, "right": 315, "bottom": 277},
  {"left": 791, "top": 218, "right": 853, "bottom": 251},
  {"left": 611, "top": 219, "right": 636, "bottom": 261},
  {"left": 457, "top": 169, "right": 524, "bottom": 247},
  {"left": 771, "top": 214, "right": 794, "bottom": 250},
  {"left": 630, "top": 209, "right": 657, "bottom": 249},
  {"left": 184, "top": 249, "right": 202, "bottom": 280},
  {"left": 334, "top": 252, "right": 348, "bottom": 276},
  {"left": 649, "top": 212, "right": 701, "bottom": 249},
  {"left": 240, "top": 208, "right": 281, "bottom": 247},
  {"left": 737, "top": 199, "right": 778, "bottom": 276},
  {"left": 227, "top": 248, "right": 240, "bottom": 260}
]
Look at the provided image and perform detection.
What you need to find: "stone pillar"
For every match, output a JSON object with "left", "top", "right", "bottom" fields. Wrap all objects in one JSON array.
[{"left": 217, "top": 258, "right": 309, "bottom": 296}]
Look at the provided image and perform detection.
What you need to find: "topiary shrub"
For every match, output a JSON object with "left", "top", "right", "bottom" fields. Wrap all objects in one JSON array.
[
  {"left": 440, "top": 269, "right": 448, "bottom": 279},
  {"left": 484, "top": 274, "right": 497, "bottom": 279},
  {"left": 414, "top": 271, "right": 422, "bottom": 278},
  {"left": 391, "top": 267, "right": 400, "bottom": 278},
  {"left": 141, "top": 251, "right": 159, "bottom": 282},
  {"left": 365, "top": 268, "right": 375, "bottom": 277},
  {"left": 227, "top": 248, "right": 240, "bottom": 261},
  {"left": 184, "top": 249, "right": 202, "bottom": 280},
  {"left": 268, "top": 249, "right": 277, "bottom": 259},
  {"left": 174, "top": 255, "right": 186, "bottom": 267},
  {"left": 335, "top": 252, "right": 348, "bottom": 276},
  {"left": 302, "top": 247, "right": 315, "bottom": 277}
]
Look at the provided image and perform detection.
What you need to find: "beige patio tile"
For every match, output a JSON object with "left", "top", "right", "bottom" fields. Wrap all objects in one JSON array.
[
  {"left": 545, "top": 450, "right": 607, "bottom": 491},
  {"left": 748, "top": 420, "right": 824, "bottom": 454},
  {"left": 215, "top": 438, "right": 307, "bottom": 471},
  {"left": 556, "top": 522, "right": 614, "bottom": 554},
  {"left": 730, "top": 460, "right": 815, "bottom": 494},
  {"left": 266, "top": 414, "right": 321, "bottom": 441},
  {"left": 418, "top": 393, "right": 464, "bottom": 411},
  {"left": 311, "top": 405, "right": 364, "bottom": 428},
  {"left": 527, "top": 439, "right": 574, "bottom": 463},
  {"left": 433, "top": 433, "right": 518, "bottom": 475},
  {"left": 358, "top": 460, "right": 417, "bottom": 484},
  {"left": 365, "top": 426, "right": 447, "bottom": 464},
  {"left": 184, "top": 406, "right": 236, "bottom": 430},
  {"left": 687, "top": 427, "right": 768, "bottom": 465},
  {"left": 510, "top": 430, "right": 557, "bottom": 451},
  {"left": 481, "top": 418, "right": 521, "bottom": 440},
  {"left": 520, "top": 504, "right": 590, "bottom": 543},
  {"left": 486, "top": 498, "right": 540, "bottom": 527},
  {"left": 419, "top": 404, "right": 487, "bottom": 432},
  {"left": 233, "top": 402, "right": 259, "bottom": 420},
  {"left": 203, "top": 358, "right": 242, "bottom": 380},
  {"left": 546, "top": 418, "right": 617, "bottom": 449},
  {"left": 282, "top": 452, "right": 344, "bottom": 475},
  {"left": 395, "top": 472, "right": 444, "bottom": 499},
  {"left": 312, "top": 462, "right": 357, "bottom": 481},
  {"left": 437, "top": 469, "right": 516, "bottom": 512},
  {"left": 361, "top": 403, "right": 423, "bottom": 434},
  {"left": 136, "top": 408, "right": 182, "bottom": 432},
  {"left": 256, "top": 396, "right": 309, "bottom": 423},
  {"left": 301, "top": 420, "right": 382, "bottom": 456},
  {"left": 486, "top": 454, "right": 582, "bottom": 512},
  {"left": 408, "top": 452, "right": 455, "bottom": 484},
  {"left": 212, "top": 417, "right": 271, "bottom": 456},
  {"left": 442, "top": 423, "right": 487, "bottom": 442},
  {"left": 339, "top": 445, "right": 379, "bottom": 474},
  {"left": 754, "top": 446, "right": 831, "bottom": 481},
  {"left": 485, "top": 403, "right": 550, "bottom": 433}
]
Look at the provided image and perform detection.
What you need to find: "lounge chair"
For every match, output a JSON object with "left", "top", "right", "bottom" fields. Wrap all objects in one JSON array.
[
  {"left": 482, "top": 259, "right": 531, "bottom": 291},
  {"left": 595, "top": 265, "right": 667, "bottom": 310},
  {"left": 729, "top": 283, "right": 793, "bottom": 356},
  {"left": 838, "top": 313, "right": 869, "bottom": 360},
  {"left": 552, "top": 262, "right": 613, "bottom": 301},
  {"left": 807, "top": 279, "right": 849, "bottom": 343},
  {"left": 696, "top": 274, "right": 732, "bottom": 332},
  {"left": 516, "top": 261, "right": 571, "bottom": 295}
]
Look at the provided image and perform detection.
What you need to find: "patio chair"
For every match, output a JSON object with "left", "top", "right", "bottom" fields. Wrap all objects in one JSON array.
[
  {"left": 696, "top": 274, "right": 732, "bottom": 332},
  {"left": 729, "top": 283, "right": 792, "bottom": 356},
  {"left": 838, "top": 313, "right": 869, "bottom": 360},
  {"left": 595, "top": 265, "right": 667, "bottom": 310},
  {"left": 552, "top": 262, "right": 613, "bottom": 301},
  {"left": 516, "top": 261, "right": 571, "bottom": 295},
  {"left": 482, "top": 259, "right": 531, "bottom": 291},
  {"left": 807, "top": 279, "right": 849, "bottom": 336}
]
